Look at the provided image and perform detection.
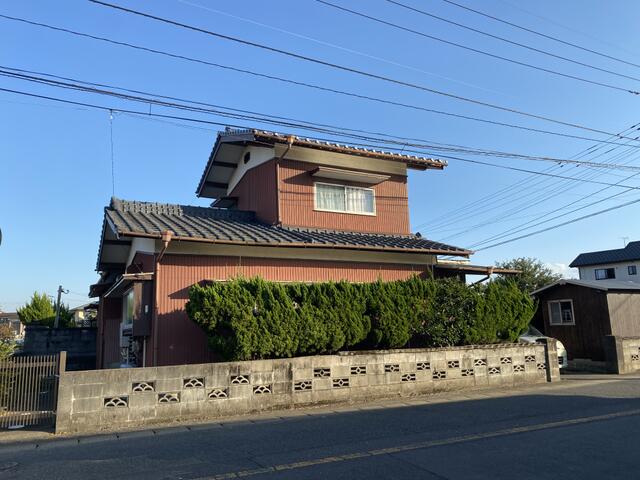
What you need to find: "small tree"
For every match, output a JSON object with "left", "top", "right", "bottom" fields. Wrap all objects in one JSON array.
[
  {"left": 17, "top": 292, "right": 73, "bottom": 328},
  {"left": 495, "top": 257, "right": 562, "bottom": 294},
  {"left": 0, "top": 323, "right": 16, "bottom": 360}
]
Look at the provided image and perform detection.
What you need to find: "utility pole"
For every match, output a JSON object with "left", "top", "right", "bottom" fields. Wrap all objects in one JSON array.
[
  {"left": 621, "top": 236, "right": 629, "bottom": 247},
  {"left": 54, "top": 285, "right": 69, "bottom": 328}
]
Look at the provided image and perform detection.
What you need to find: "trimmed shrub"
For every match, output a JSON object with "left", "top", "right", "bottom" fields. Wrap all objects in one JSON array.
[{"left": 186, "top": 276, "right": 534, "bottom": 361}]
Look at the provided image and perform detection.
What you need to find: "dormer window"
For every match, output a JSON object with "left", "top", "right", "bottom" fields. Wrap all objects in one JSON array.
[{"left": 314, "top": 182, "right": 375, "bottom": 215}]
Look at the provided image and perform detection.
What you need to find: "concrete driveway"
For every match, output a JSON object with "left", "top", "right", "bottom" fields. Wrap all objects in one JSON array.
[{"left": 1, "top": 373, "right": 639, "bottom": 479}]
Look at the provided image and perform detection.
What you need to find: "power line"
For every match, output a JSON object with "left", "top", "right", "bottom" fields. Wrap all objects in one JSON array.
[
  {"left": 5, "top": 85, "right": 640, "bottom": 193},
  {"left": 6, "top": 67, "right": 640, "bottom": 174},
  {"left": 2, "top": 14, "right": 638, "bottom": 147},
  {"left": 384, "top": 0, "right": 640, "bottom": 82},
  {"left": 441, "top": 0, "right": 640, "bottom": 70},
  {"left": 86, "top": 1, "right": 640, "bottom": 138},
  {"left": 474, "top": 196, "right": 640, "bottom": 251},
  {"left": 316, "top": 0, "right": 640, "bottom": 94}
]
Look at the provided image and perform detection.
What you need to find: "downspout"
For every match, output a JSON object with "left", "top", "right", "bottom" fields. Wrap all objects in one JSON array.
[
  {"left": 275, "top": 135, "right": 295, "bottom": 225},
  {"left": 152, "top": 230, "right": 173, "bottom": 366}
]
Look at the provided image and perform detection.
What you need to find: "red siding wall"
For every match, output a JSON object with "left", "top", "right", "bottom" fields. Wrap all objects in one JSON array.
[
  {"left": 278, "top": 159, "right": 411, "bottom": 234},
  {"left": 154, "top": 253, "right": 426, "bottom": 366},
  {"left": 229, "top": 159, "right": 279, "bottom": 224},
  {"left": 97, "top": 297, "right": 123, "bottom": 369}
]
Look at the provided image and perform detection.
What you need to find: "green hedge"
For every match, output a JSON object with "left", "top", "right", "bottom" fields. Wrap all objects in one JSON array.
[{"left": 186, "top": 276, "right": 535, "bottom": 361}]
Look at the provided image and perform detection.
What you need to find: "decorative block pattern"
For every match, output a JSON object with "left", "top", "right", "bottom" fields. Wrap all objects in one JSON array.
[
  {"left": 158, "top": 392, "right": 180, "bottom": 404},
  {"left": 104, "top": 396, "right": 128, "bottom": 408},
  {"left": 525, "top": 355, "right": 536, "bottom": 363},
  {"left": 461, "top": 369, "right": 474, "bottom": 377},
  {"left": 313, "top": 368, "right": 331, "bottom": 378},
  {"left": 208, "top": 388, "right": 228, "bottom": 399},
  {"left": 447, "top": 360, "right": 460, "bottom": 369},
  {"left": 294, "top": 380, "right": 312, "bottom": 392},
  {"left": 253, "top": 385, "right": 272, "bottom": 395},
  {"left": 537, "top": 363, "right": 546, "bottom": 371},
  {"left": 513, "top": 364, "right": 525, "bottom": 373},
  {"left": 432, "top": 370, "right": 447, "bottom": 380},
  {"left": 401, "top": 373, "right": 416, "bottom": 382},
  {"left": 230, "top": 375, "right": 250, "bottom": 385},
  {"left": 474, "top": 358, "right": 487, "bottom": 366},
  {"left": 416, "top": 362, "right": 430, "bottom": 371},
  {"left": 488, "top": 367, "right": 501, "bottom": 375},
  {"left": 132, "top": 381, "right": 154, "bottom": 392},
  {"left": 183, "top": 377, "right": 205, "bottom": 388},
  {"left": 332, "top": 378, "right": 350, "bottom": 388},
  {"left": 500, "top": 357, "right": 512, "bottom": 364},
  {"left": 384, "top": 364, "right": 400, "bottom": 373},
  {"left": 350, "top": 365, "right": 367, "bottom": 375},
  {"left": 631, "top": 354, "right": 640, "bottom": 361}
]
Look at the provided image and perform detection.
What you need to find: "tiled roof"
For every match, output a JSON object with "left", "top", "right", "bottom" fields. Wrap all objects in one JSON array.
[
  {"left": 569, "top": 241, "right": 640, "bottom": 267},
  {"left": 105, "top": 198, "right": 470, "bottom": 255}
]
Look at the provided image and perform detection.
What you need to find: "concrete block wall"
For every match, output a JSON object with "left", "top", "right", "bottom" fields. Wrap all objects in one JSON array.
[
  {"left": 20, "top": 326, "right": 97, "bottom": 371},
  {"left": 56, "top": 342, "right": 553, "bottom": 434},
  {"left": 603, "top": 336, "right": 640, "bottom": 374}
]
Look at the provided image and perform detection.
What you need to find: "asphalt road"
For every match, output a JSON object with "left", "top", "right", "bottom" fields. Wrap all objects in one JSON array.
[{"left": 2, "top": 374, "right": 640, "bottom": 479}]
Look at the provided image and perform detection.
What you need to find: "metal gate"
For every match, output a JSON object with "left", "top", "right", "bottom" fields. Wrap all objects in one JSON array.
[{"left": 0, "top": 353, "right": 64, "bottom": 429}]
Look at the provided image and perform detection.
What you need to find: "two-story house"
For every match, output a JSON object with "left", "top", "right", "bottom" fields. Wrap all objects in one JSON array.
[
  {"left": 90, "top": 128, "right": 490, "bottom": 368},
  {"left": 570, "top": 241, "right": 640, "bottom": 283}
]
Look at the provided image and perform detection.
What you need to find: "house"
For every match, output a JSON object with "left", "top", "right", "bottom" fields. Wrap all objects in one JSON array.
[
  {"left": 570, "top": 241, "right": 640, "bottom": 282},
  {"left": 0, "top": 312, "right": 24, "bottom": 341},
  {"left": 68, "top": 303, "right": 99, "bottom": 327},
  {"left": 90, "top": 128, "right": 507, "bottom": 369},
  {"left": 532, "top": 279, "right": 640, "bottom": 363}
]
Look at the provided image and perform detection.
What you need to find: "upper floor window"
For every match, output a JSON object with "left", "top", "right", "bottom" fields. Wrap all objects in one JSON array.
[
  {"left": 629, "top": 265, "right": 637, "bottom": 276},
  {"left": 548, "top": 300, "right": 575, "bottom": 326},
  {"left": 595, "top": 268, "right": 615, "bottom": 280},
  {"left": 315, "top": 183, "right": 375, "bottom": 215},
  {"left": 123, "top": 289, "right": 134, "bottom": 327}
]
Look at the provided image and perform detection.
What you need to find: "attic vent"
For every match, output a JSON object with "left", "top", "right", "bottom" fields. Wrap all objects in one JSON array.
[{"left": 243, "top": 152, "right": 251, "bottom": 164}]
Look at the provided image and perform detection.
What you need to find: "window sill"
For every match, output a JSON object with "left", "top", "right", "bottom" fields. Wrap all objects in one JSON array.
[{"left": 314, "top": 208, "right": 377, "bottom": 217}]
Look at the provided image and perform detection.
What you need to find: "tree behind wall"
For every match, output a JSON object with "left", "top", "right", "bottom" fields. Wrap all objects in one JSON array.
[
  {"left": 494, "top": 257, "right": 562, "bottom": 293},
  {"left": 16, "top": 292, "right": 72, "bottom": 328}
]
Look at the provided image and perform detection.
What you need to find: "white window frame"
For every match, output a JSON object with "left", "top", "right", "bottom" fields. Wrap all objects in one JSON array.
[
  {"left": 548, "top": 299, "right": 575, "bottom": 326},
  {"left": 313, "top": 182, "right": 376, "bottom": 216}
]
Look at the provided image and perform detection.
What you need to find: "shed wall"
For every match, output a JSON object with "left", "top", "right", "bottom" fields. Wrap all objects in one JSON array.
[
  {"left": 606, "top": 292, "right": 640, "bottom": 336},
  {"left": 537, "top": 284, "right": 611, "bottom": 361}
]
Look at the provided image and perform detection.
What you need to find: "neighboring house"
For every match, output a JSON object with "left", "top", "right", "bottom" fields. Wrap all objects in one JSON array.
[
  {"left": 0, "top": 312, "right": 24, "bottom": 341},
  {"left": 68, "top": 303, "right": 99, "bottom": 327},
  {"left": 532, "top": 279, "right": 640, "bottom": 362},
  {"left": 570, "top": 241, "right": 640, "bottom": 283},
  {"left": 90, "top": 128, "right": 506, "bottom": 368}
]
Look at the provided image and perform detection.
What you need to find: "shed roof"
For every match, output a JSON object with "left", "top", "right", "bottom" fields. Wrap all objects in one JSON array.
[
  {"left": 532, "top": 278, "right": 640, "bottom": 295},
  {"left": 97, "top": 198, "right": 471, "bottom": 270},
  {"left": 569, "top": 241, "right": 640, "bottom": 268}
]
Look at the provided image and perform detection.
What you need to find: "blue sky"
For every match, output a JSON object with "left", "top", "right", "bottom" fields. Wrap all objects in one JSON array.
[{"left": 2, "top": 0, "right": 640, "bottom": 310}]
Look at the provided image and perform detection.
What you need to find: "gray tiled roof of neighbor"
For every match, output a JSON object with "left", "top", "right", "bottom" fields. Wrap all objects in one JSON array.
[
  {"left": 105, "top": 198, "right": 471, "bottom": 255},
  {"left": 569, "top": 241, "right": 640, "bottom": 267}
]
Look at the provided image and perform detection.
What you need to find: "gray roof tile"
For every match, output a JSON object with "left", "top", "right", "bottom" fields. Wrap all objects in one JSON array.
[
  {"left": 569, "top": 241, "right": 640, "bottom": 267},
  {"left": 104, "top": 198, "right": 470, "bottom": 256}
]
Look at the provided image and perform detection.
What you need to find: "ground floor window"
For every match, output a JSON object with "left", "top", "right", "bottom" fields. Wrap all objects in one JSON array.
[
  {"left": 548, "top": 300, "right": 575, "bottom": 326},
  {"left": 629, "top": 265, "right": 637, "bottom": 276}
]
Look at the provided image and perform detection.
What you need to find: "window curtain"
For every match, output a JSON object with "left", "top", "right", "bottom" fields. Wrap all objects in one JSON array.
[
  {"left": 316, "top": 184, "right": 345, "bottom": 211},
  {"left": 346, "top": 187, "right": 374, "bottom": 213}
]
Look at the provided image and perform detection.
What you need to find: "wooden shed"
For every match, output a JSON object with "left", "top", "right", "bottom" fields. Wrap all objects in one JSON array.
[{"left": 532, "top": 279, "right": 640, "bottom": 362}]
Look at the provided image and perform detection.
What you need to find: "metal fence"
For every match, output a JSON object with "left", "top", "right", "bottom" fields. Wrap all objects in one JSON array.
[{"left": 0, "top": 352, "right": 65, "bottom": 429}]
